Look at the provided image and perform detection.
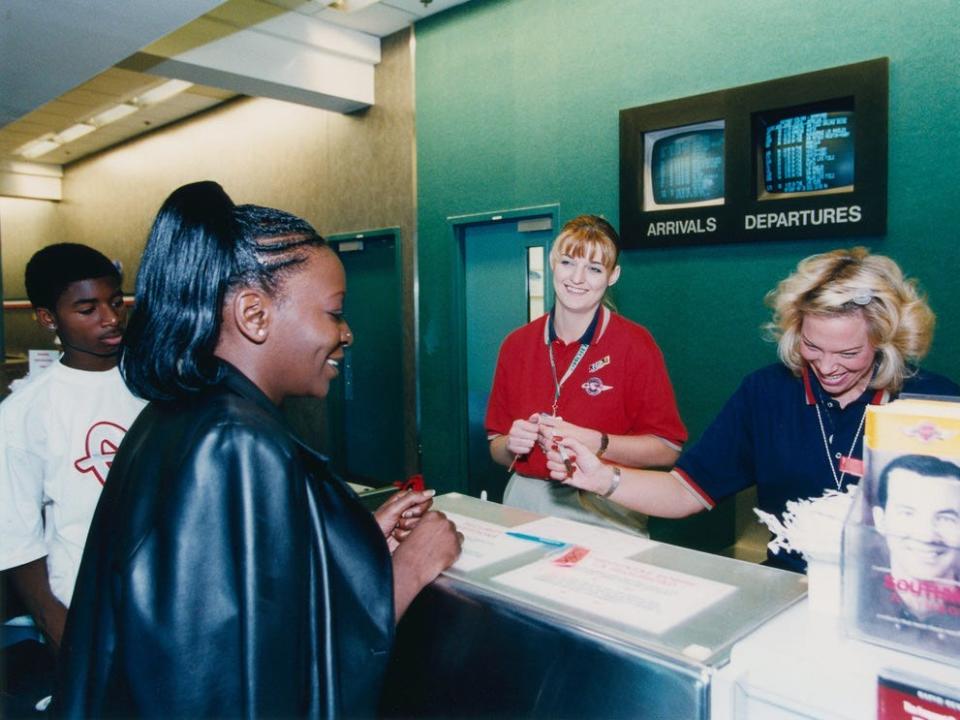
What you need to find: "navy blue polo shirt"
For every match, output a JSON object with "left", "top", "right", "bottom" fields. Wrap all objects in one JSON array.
[{"left": 673, "top": 363, "right": 959, "bottom": 572}]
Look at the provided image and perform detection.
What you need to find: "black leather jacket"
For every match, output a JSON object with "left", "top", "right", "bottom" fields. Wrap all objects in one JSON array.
[{"left": 56, "top": 364, "right": 394, "bottom": 718}]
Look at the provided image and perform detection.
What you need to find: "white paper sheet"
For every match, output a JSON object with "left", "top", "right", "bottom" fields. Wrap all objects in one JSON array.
[
  {"left": 508, "top": 517, "right": 656, "bottom": 559},
  {"left": 492, "top": 553, "right": 737, "bottom": 635},
  {"left": 444, "top": 511, "right": 540, "bottom": 572}
]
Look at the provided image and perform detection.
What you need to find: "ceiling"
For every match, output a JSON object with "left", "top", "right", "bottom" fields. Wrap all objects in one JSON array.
[{"left": 0, "top": 0, "right": 468, "bottom": 170}]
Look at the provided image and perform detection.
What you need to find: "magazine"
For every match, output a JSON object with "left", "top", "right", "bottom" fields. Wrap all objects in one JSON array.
[{"left": 843, "top": 397, "right": 960, "bottom": 665}]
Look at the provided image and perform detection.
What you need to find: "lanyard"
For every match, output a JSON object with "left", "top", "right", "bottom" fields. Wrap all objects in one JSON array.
[
  {"left": 814, "top": 402, "right": 867, "bottom": 490},
  {"left": 808, "top": 363, "right": 876, "bottom": 489},
  {"left": 548, "top": 341, "right": 590, "bottom": 416}
]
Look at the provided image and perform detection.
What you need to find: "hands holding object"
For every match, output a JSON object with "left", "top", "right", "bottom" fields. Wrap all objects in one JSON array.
[
  {"left": 545, "top": 436, "right": 621, "bottom": 499},
  {"left": 382, "top": 489, "right": 464, "bottom": 619},
  {"left": 375, "top": 489, "right": 439, "bottom": 552}
]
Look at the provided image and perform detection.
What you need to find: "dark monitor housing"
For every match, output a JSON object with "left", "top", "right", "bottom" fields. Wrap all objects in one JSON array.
[{"left": 620, "top": 58, "right": 887, "bottom": 248}]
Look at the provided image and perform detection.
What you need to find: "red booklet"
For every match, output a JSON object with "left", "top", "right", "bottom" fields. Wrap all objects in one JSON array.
[{"left": 877, "top": 674, "right": 960, "bottom": 719}]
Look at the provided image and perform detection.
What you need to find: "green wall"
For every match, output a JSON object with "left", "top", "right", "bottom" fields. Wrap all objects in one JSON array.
[{"left": 414, "top": 0, "right": 960, "bottom": 529}]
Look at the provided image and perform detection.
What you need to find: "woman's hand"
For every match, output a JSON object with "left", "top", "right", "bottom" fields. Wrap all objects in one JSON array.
[
  {"left": 505, "top": 414, "right": 541, "bottom": 456},
  {"left": 545, "top": 436, "right": 615, "bottom": 495},
  {"left": 374, "top": 489, "right": 436, "bottom": 553},
  {"left": 392, "top": 511, "right": 463, "bottom": 619},
  {"left": 536, "top": 415, "right": 601, "bottom": 456}
]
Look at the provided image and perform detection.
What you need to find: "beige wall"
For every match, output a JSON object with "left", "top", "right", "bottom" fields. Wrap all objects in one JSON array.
[
  {"left": 0, "top": 196, "right": 64, "bottom": 299},
  {"left": 0, "top": 196, "right": 66, "bottom": 353},
  {"left": 1, "top": 29, "right": 418, "bottom": 471},
  {"left": 57, "top": 28, "right": 415, "bottom": 270}
]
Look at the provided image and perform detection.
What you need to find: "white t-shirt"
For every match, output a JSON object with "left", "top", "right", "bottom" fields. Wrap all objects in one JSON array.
[{"left": 0, "top": 362, "right": 146, "bottom": 606}]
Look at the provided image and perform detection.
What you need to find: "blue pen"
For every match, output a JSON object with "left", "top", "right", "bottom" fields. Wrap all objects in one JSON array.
[{"left": 505, "top": 531, "right": 568, "bottom": 548}]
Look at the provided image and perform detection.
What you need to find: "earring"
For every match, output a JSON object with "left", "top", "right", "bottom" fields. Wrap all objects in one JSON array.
[{"left": 257, "top": 328, "right": 266, "bottom": 337}]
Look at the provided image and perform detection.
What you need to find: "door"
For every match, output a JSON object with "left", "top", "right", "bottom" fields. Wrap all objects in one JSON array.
[
  {"left": 326, "top": 231, "right": 405, "bottom": 486},
  {"left": 462, "top": 213, "right": 554, "bottom": 501}
]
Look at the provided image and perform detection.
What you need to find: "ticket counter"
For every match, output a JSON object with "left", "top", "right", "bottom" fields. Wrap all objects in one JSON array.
[
  {"left": 712, "top": 599, "right": 960, "bottom": 718},
  {"left": 381, "top": 493, "right": 806, "bottom": 718}
]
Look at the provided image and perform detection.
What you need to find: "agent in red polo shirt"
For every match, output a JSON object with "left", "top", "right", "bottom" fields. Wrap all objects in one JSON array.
[
  {"left": 546, "top": 247, "right": 959, "bottom": 571},
  {"left": 485, "top": 215, "right": 686, "bottom": 535}
]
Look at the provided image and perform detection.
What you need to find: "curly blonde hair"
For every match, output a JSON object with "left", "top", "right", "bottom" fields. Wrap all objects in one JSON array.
[{"left": 764, "top": 247, "right": 935, "bottom": 393}]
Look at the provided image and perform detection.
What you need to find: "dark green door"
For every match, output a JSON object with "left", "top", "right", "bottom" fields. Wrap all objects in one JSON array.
[
  {"left": 327, "top": 232, "right": 405, "bottom": 486},
  {"left": 463, "top": 216, "right": 553, "bottom": 501}
]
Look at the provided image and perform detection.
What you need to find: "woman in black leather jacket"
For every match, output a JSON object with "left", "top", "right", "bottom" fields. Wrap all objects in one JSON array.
[{"left": 56, "top": 182, "right": 462, "bottom": 718}]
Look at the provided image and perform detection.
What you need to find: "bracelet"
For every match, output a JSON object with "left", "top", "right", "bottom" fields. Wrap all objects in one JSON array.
[
  {"left": 596, "top": 432, "right": 609, "bottom": 459},
  {"left": 599, "top": 466, "right": 621, "bottom": 498}
]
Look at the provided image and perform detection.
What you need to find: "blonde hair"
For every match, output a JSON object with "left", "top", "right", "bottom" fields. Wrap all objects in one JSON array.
[
  {"left": 549, "top": 215, "right": 620, "bottom": 272},
  {"left": 765, "top": 247, "right": 935, "bottom": 394}
]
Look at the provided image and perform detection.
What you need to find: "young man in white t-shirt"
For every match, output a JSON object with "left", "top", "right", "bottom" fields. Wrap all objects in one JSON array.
[{"left": 0, "top": 244, "right": 146, "bottom": 653}]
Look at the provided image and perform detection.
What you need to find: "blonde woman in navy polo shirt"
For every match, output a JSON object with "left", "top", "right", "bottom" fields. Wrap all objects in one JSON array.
[
  {"left": 547, "top": 247, "right": 959, "bottom": 571},
  {"left": 486, "top": 215, "right": 687, "bottom": 535}
]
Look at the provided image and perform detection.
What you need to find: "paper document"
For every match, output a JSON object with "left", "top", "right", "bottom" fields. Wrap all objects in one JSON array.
[
  {"left": 444, "top": 512, "right": 541, "bottom": 572},
  {"left": 508, "top": 517, "right": 656, "bottom": 559},
  {"left": 493, "top": 553, "right": 736, "bottom": 635}
]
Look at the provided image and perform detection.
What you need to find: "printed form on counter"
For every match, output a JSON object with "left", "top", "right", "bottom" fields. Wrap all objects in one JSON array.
[
  {"left": 443, "top": 512, "right": 541, "bottom": 572},
  {"left": 443, "top": 512, "right": 658, "bottom": 573},
  {"left": 508, "top": 517, "right": 656, "bottom": 559},
  {"left": 492, "top": 552, "right": 737, "bottom": 635}
]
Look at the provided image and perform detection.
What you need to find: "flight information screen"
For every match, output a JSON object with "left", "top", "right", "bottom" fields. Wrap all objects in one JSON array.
[
  {"left": 650, "top": 128, "right": 725, "bottom": 206},
  {"left": 762, "top": 111, "right": 854, "bottom": 194}
]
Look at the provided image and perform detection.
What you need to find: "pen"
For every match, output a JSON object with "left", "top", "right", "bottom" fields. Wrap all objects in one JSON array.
[{"left": 505, "top": 531, "right": 568, "bottom": 548}]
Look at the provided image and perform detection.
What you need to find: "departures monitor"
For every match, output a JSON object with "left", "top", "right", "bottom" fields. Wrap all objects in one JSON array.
[{"left": 759, "top": 106, "right": 854, "bottom": 199}]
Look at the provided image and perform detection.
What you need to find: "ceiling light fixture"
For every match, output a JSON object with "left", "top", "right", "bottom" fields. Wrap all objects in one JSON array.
[
  {"left": 54, "top": 122, "right": 97, "bottom": 144},
  {"left": 89, "top": 103, "right": 138, "bottom": 127},
  {"left": 17, "top": 136, "right": 62, "bottom": 159},
  {"left": 329, "top": 0, "right": 381, "bottom": 12},
  {"left": 14, "top": 77, "right": 192, "bottom": 162},
  {"left": 133, "top": 79, "right": 193, "bottom": 107}
]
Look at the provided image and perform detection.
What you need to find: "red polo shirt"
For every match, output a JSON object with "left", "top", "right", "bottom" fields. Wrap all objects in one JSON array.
[{"left": 485, "top": 307, "right": 687, "bottom": 479}]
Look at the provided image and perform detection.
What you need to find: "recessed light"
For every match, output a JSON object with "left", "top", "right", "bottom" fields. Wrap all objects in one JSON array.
[
  {"left": 133, "top": 79, "right": 192, "bottom": 107},
  {"left": 89, "top": 103, "right": 138, "bottom": 127},
  {"left": 17, "top": 137, "right": 61, "bottom": 159},
  {"left": 55, "top": 123, "right": 96, "bottom": 143}
]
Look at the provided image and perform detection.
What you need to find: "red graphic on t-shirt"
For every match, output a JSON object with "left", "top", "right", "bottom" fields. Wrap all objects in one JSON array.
[{"left": 74, "top": 421, "right": 128, "bottom": 485}]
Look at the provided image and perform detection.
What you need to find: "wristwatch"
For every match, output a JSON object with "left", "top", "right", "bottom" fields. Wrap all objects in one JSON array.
[{"left": 596, "top": 431, "right": 609, "bottom": 459}]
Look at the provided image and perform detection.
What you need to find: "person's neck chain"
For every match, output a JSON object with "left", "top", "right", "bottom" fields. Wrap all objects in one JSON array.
[
  {"left": 548, "top": 341, "right": 589, "bottom": 416},
  {"left": 814, "top": 401, "right": 867, "bottom": 491}
]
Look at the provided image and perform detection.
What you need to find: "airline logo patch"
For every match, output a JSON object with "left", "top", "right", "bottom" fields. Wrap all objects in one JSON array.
[{"left": 582, "top": 377, "right": 613, "bottom": 396}]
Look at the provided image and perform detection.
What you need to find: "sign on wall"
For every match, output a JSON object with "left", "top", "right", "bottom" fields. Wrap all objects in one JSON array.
[{"left": 620, "top": 58, "right": 888, "bottom": 248}]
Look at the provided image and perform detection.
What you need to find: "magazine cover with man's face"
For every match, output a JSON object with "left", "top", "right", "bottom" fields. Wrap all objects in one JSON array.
[{"left": 843, "top": 398, "right": 960, "bottom": 666}]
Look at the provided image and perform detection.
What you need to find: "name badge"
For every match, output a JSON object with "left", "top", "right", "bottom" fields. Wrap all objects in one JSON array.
[
  {"left": 839, "top": 455, "right": 864, "bottom": 477},
  {"left": 588, "top": 355, "right": 610, "bottom": 373}
]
